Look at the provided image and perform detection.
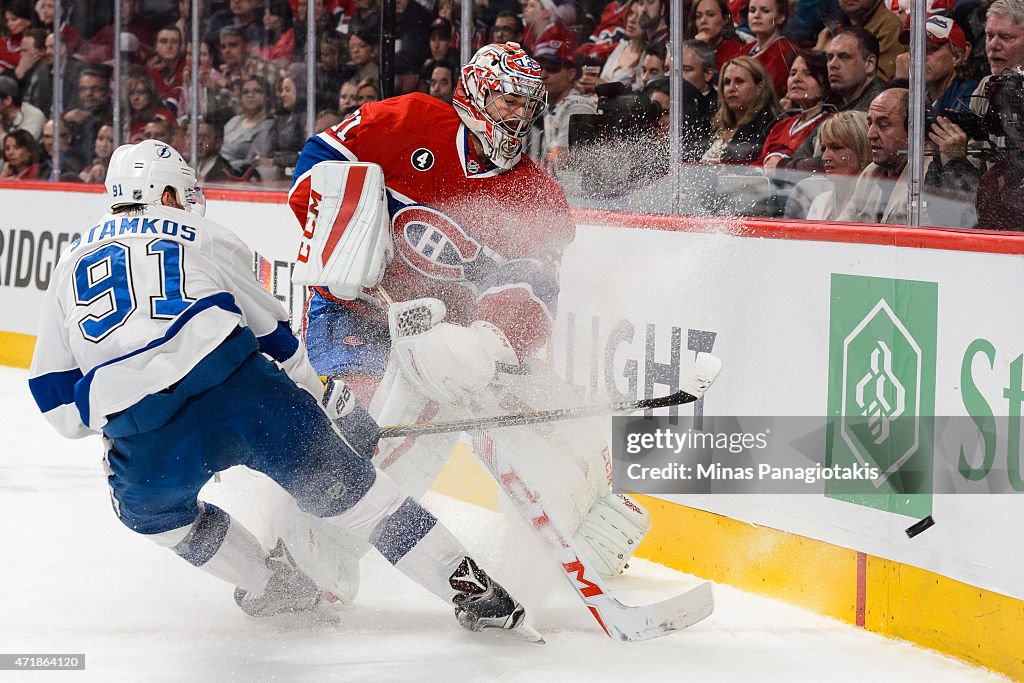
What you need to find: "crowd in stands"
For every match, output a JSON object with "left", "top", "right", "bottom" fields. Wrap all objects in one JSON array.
[{"left": 0, "top": 0, "right": 1021, "bottom": 229}]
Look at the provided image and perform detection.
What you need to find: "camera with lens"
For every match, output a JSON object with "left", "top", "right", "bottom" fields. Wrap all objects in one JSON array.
[{"left": 925, "top": 107, "right": 1000, "bottom": 141}]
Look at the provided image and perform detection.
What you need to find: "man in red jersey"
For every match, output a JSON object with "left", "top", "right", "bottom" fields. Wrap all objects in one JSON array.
[{"left": 283, "top": 43, "right": 652, "bottom": 600}]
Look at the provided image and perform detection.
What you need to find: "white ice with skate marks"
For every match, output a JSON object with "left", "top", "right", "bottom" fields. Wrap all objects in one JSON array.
[{"left": 0, "top": 367, "right": 1008, "bottom": 683}]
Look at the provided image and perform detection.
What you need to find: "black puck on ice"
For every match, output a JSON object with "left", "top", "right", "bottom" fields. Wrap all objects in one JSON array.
[{"left": 905, "top": 515, "right": 935, "bottom": 539}]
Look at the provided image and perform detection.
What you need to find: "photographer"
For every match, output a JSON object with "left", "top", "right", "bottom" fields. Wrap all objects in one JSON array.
[{"left": 925, "top": 67, "right": 1024, "bottom": 230}]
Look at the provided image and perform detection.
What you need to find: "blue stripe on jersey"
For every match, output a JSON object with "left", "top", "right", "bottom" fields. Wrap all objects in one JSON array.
[
  {"left": 172, "top": 503, "right": 231, "bottom": 567},
  {"left": 29, "top": 367, "right": 85, "bottom": 414},
  {"left": 75, "top": 291, "right": 243, "bottom": 426},
  {"left": 291, "top": 136, "right": 354, "bottom": 187},
  {"left": 258, "top": 321, "right": 299, "bottom": 362},
  {"left": 370, "top": 497, "right": 438, "bottom": 565}
]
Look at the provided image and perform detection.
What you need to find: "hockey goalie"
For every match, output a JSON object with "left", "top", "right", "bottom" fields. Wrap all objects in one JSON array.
[{"left": 273, "top": 43, "right": 691, "bottom": 605}]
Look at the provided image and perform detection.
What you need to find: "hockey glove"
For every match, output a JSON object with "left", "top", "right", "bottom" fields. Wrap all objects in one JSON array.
[{"left": 388, "top": 298, "right": 519, "bottom": 405}]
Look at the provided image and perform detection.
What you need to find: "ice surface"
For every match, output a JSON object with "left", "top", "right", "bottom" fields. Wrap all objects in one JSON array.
[{"left": 0, "top": 367, "right": 1008, "bottom": 682}]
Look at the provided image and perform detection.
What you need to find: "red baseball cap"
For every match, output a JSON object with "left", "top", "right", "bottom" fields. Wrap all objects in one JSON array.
[
  {"left": 534, "top": 40, "right": 576, "bottom": 68},
  {"left": 926, "top": 15, "right": 967, "bottom": 51}
]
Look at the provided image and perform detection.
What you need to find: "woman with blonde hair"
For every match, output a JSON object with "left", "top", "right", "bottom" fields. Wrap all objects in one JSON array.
[
  {"left": 702, "top": 56, "right": 781, "bottom": 164},
  {"left": 806, "top": 110, "right": 871, "bottom": 220}
]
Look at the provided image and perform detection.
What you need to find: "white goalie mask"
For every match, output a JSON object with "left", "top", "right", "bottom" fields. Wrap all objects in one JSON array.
[
  {"left": 452, "top": 42, "right": 547, "bottom": 171},
  {"left": 105, "top": 140, "right": 204, "bottom": 215}
]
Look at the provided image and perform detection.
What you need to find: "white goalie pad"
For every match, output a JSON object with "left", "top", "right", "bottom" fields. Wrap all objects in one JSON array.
[{"left": 292, "top": 161, "right": 393, "bottom": 299}]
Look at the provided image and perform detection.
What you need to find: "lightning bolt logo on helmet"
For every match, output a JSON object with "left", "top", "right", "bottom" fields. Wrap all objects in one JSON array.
[{"left": 452, "top": 42, "right": 546, "bottom": 172}]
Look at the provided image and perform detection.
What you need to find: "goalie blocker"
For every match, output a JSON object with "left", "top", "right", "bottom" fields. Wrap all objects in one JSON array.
[{"left": 291, "top": 161, "right": 394, "bottom": 299}]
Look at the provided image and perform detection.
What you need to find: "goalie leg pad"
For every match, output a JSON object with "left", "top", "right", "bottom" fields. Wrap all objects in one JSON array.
[{"left": 572, "top": 493, "right": 652, "bottom": 579}]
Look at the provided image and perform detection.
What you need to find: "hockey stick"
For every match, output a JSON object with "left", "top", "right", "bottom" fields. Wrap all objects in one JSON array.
[
  {"left": 379, "top": 388, "right": 699, "bottom": 439},
  {"left": 379, "top": 352, "right": 723, "bottom": 439},
  {"left": 473, "top": 431, "right": 715, "bottom": 641}
]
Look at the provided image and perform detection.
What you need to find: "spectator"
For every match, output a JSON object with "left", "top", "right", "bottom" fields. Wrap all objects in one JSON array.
[
  {"left": 1, "top": 129, "right": 38, "bottom": 180},
  {"left": 536, "top": 39, "right": 597, "bottom": 169},
  {"left": 427, "top": 62, "right": 455, "bottom": 103},
  {"left": 638, "top": 0, "right": 670, "bottom": 48},
  {"left": 75, "top": 0, "right": 155, "bottom": 66},
  {"left": 14, "top": 28, "right": 49, "bottom": 113},
  {"left": 206, "top": 0, "right": 265, "bottom": 61},
  {"left": 267, "top": 73, "right": 306, "bottom": 177},
  {"left": 577, "top": 0, "right": 629, "bottom": 64},
  {"left": 142, "top": 117, "right": 175, "bottom": 145},
  {"left": 816, "top": 0, "right": 905, "bottom": 82},
  {"left": 346, "top": 29, "right": 380, "bottom": 84},
  {"left": 217, "top": 26, "right": 254, "bottom": 102},
  {"left": 180, "top": 40, "right": 227, "bottom": 120},
  {"left": 259, "top": 0, "right": 297, "bottom": 65},
  {"left": 221, "top": 76, "right": 274, "bottom": 172},
  {"left": 147, "top": 26, "right": 186, "bottom": 113},
  {"left": 970, "top": 0, "right": 1024, "bottom": 117},
  {"left": 922, "top": 15, "right": 977, "bottom": 113},
  {"left": 1, "top": 0, "right": 34, "bottom": 73},
  {"left": 826, "top": 27, "right": 885, "bottom": 112},
  {"left": 338, "top": 79, "right": 360, "bottom": 116},
  {"left": 690, "top": 0, "right": 748, "bottom": 70},
  {"left": 491, "top": 11, "right": 525, "bottom": 45},
  {"left": 839, "top": 88, "right": 924, "bottom": 223},
  {"left": 123, "top": 70, "right": 176, "bottom": 144},
  {"left": 316, "top": 33, "right": 347, "bottom": 112},
  {"left": 314, "top": 108, "right": 344, "bottom": 133},
  {"left": 426, "top": 19, "right": 459, "bottom": 74},
  {"left": 682, "top": 39, "right": 719, "bottom": 114},
  {"left": 702, "top": 55, "right": 782, "bottom": 163},
  {"left": 32, "top": 0, "right": 80, "bottom": 53},
  {"left": 183, "top": 118, "right": 251, "bottom": 183},
  {"left": 79, "top": 123, "right": 115, "bottom": 183},
  {"left": 741, "top": 0, "right": 799, "bottom": 97},
  {"left": 65, "top": 67, "right": 113, "bottom": 162},
  {"left": 46, "top": 31, "right": 85, "bottom": 119},
  {"left": 39, "top": 118, "right": 86, "bottom": 178},
  {"left": 644, "top": 75, "right": 672, "bottom": 139},
  {"left": 639, "top": 43, "right": 668, "bottom": 87},
  {"left": 349, "top": 0, "right": 382, "bottom": 40},
  {"left": 0, "top": 75, "right": 45, "bottom": 140},
  {"left": 805, "top": 110, "right": 871, "bottom": 219},
  {"left": 394, "top": 0, "right": 434, "bottom": 93},
  {"left": 355, "top": 77, "right": 380, "bottom": 105},
  {"left": 761, "top": 50, "right": 831, "bottom": 171},
  {"left": 588, "top": 0, "right": 645, "bottom": 91},
  {"left": 523, "top": 0, "right": 577, "bottom": 55}
]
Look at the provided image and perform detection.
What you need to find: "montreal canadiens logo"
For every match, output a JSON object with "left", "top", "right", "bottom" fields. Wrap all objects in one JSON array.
[
  {"left": 392, "top": 205, "right": 482, "bottom": 281},
  {"left": 410, "top": 148, "right": 435, "bottom": 171}
]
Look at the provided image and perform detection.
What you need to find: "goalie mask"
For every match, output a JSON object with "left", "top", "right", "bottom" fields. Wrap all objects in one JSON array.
[
  {"left": 453, "top": 42, "right": 546, "bottom": 171},
  {"left": 105, "top": 140, "right": 204, "bottom": 214}
]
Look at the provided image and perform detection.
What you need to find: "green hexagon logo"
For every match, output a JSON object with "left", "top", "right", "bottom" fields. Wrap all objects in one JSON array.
[{"left": 827, "top": 274, "right": 937, "bottom": 517}]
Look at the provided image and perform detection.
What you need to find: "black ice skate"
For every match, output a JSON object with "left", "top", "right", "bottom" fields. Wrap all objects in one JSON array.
[
  {"left": 234, "top": 539, "right": 322, "bottom": 617},
  {"left": 449, "top": 557, "right": 543, "bottom": 643}
]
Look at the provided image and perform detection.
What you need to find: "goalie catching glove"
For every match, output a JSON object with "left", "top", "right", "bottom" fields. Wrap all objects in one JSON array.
[{"left": 388, "top": 298, "right": 519, "bottom": 404}]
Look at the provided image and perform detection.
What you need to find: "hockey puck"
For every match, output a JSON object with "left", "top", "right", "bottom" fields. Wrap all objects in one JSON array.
[{"left": 905, "top": 515, "right": 935, "bottom": 538}]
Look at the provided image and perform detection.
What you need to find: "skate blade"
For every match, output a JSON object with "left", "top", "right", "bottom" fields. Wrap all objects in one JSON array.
[{"left": 510, "top": 619, "right": 545, "bottom": 644}]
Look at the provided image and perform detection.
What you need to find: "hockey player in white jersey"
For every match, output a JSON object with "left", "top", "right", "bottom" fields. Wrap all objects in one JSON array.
[{"left": 27, "top": 140, "right": 540, "bottom": 640}]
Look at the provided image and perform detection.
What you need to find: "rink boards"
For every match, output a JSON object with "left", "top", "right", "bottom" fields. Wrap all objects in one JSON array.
[{"left": 1, "top": 183, "right": 1022, "bottom": 680}]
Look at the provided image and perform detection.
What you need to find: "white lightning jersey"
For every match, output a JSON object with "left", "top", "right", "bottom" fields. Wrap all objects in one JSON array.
[{"left": 29, "top": 204, "right": 313, "bottom": 438}]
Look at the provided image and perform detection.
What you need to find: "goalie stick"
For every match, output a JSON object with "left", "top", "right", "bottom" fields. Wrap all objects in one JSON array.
[
  {"left": 473, "top": 430, "right": 715, "bottom": 641},
  {"left": 378, "top": 353, "right": 723, "bottom": 439}
]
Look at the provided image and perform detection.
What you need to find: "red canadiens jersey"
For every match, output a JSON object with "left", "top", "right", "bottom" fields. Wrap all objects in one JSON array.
[{"left": 288, "top": 93, "right": 575, "bottom": 359}]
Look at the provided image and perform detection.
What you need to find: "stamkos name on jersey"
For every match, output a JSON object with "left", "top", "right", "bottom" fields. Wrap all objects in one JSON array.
[{"left": 70, "top": 216, "right": 198, "bottom": 252}]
